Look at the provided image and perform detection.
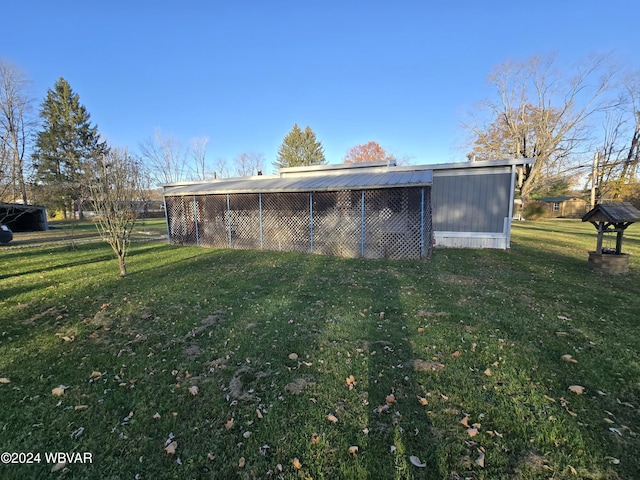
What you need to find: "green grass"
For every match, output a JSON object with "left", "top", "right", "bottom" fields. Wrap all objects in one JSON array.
[{"left": 1, "top": 219, "right": 639, "bottom": 479}]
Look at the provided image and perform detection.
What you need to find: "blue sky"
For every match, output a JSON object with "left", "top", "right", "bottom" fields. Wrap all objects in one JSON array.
[{"left": 2, "top": 1, "right": 639, "bottom": 173}]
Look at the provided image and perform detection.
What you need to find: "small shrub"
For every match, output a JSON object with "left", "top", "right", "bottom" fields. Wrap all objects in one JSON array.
[{"left": 523, "top": 201, "right": 547, "bottom": 220}]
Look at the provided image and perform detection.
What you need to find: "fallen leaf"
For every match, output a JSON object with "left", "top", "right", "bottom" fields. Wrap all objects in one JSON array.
[
  {"left": 475, "top": 449, "right": 485, "bottom": 467},
  {"left": 452, "top": 350, "right": 461, "bottom": 358},
  {"left": 569, "top": 385, "right": 585, "bottom": 395},
  {"left": 51, "top": 386, "right": 67, "bottom": 396},
  {"left": 604, "top": 456, "right": 621, "bottom": 464},
  {"left": 238, "top": 456, "right": 245, "bottom": 468},
  {"left": 165, "top": 441, "right": 178, "bottom": 455},
  {"left": 188, "top": 385, "right": 199, "bottom": 396},
  {"left": 256, "top": 409, "right": 263, "bottom": 419},
  {"left": 288, "top": 353, "right": 298, "bottom": 361},
  {"left": 417, "top": 396, "right": 428, "bottom": 406},
  {"left": 609, "top": 427, "right": 623, "bottom": 436},
  {"left": 292, "top": 457, "right": 302, "bottom": 469},
  {"left": 467, "top": 427, "right": 479, "bottom": 437},
  {"left": 348, "top": 446, "right": 359, "bottom": 455},
  {"left": 385, "top": 393, "right": 395, "bottom": 405},
  {"left": 0, "top": 377, "right": 10, "bottom": 384},
  {"left": 346, "top": 375, "right": 356, "bottom": 390},
  {"left": 243, "top": 431, "right": 252, "bottom": 439},
  {"left": 417, "top": 327, "right": 425, "bottom": 333},
  {"left": 484, "top": 368, "right": 492, "bottom": 376},
  {"left": 562, "top": 354, "right": 578, "bottom": 364},
  {"left": 409, "top": 455, "right": 426, "bottom": 467},
  {"left": 311, "top": 432, "right": 319, "bottom": 444},
  {"left": 471, "top": 343, "right": 477, "bottom": 352},
  {"left": 459, "top": 415, "right": 470, "bottom": 428},
  {"left": 74, "top": 405, "right": 89, "bottom": 411},
  {"left": 51, "top": 461, "right": 67, "bottom": 472},
  {"left": 207, "top": 452, "right": 215, "bottom": 460},
  {"left": 153, "top": 412, "right": 161, "bottom": 420},
  {"left": 326, "top": 413, "right": 338, "bottom": 423},
  {"left": 225, "top": 418, "right": 234, "bottom": 429}
]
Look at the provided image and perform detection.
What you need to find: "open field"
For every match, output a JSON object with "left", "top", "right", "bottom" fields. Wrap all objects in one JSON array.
[{"left": 1, "top": 219, "right": 639, "bottom": 479}]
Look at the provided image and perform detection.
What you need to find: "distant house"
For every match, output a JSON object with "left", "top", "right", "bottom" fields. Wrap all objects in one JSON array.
[
  {"left": 539, "top": 196, "right": 588, "bottom": 218},
  {"left": 162, "top": 158, "right": 533, "bottom": 259}
]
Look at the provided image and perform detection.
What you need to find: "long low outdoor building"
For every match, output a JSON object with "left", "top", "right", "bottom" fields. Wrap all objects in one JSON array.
[{"left": 161, "top": 158, "right": 532, "bottom": 259}]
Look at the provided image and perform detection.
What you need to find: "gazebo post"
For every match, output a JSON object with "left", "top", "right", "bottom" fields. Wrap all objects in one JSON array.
[
  {"left": 595, "top": 222, "right": 604, "bottom": 254},
  {"left": 616, "top": 226, "right": 624, "bottom": 254}
]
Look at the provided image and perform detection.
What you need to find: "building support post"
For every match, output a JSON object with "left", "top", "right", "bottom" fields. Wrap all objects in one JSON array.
[
  {"left": 226, "top": 194, "right": 232, "bottom": 248},
  {"left": 259, "top": 193, "right": 263, "bottom": 249},
  {"left": 361, "top": 190, "right": 366, "bottom": 257},
  {"left": 420, "top": 187, "right": 425, "bottom": 258},
  {"left": 193, "top": 196, "right": 199, "bottom": 245},
  {"left": 309, "top": 192, "right": 314, "bottom": 253}
]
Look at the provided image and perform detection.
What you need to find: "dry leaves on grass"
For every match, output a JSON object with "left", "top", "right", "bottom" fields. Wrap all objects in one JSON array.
[
  {"left": 0, "top": 378, "right": 10, "bottom": 384},
  {"left": 188, "top": 385, "right": 199, "bottom": 396},
  {"left": 165, "top": 441, "right": 177, "bottom": 455},
  {"left": 409, "top": 455, "right": 426, "bottom": 467},
  {"left": 346, "top": 375, "right": 356, "bottom": 390},
  {"left": 326, "top": 413, "right": 338, "bottom": 424},
  {"left": 569, "top": 385, "right": 585, "bottom": 395},
  {"left": 562, "top": 354, "right": 578, "bottom": 364},
  {"left": 292, "top": 457, "right": 302, "bottom": 469},
  {"left": 51, "top": 385, "right": 68, "bottom": 396}
]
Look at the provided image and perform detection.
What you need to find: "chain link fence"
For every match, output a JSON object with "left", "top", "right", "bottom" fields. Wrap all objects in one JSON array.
[{"left": 164, "top": 186, "right": 431, "bottom": 259}]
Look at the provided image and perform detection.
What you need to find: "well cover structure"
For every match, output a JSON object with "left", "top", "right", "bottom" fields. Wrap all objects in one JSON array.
[{"left": 162, "top": 159, "right": 529, "bottom": 259}]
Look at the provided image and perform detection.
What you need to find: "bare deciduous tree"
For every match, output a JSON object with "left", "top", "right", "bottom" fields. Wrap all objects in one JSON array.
[
  {"left": 189, "top": 136, "right": 210, "bottom": 180},
  {"left": 233, "top": 152, "right": 265, "bottom": 176},
  {"left": 90, "top": 148, "right": 146, "bottom": 276},
  {"left": 464, "top": 54, "right": 615, "bottom": 201},
  {"left": 0, "top": 61, "right": 35, "bottom": 207},
  {"left": 140, "top": 130, "right": 191, "bottom": 186}
]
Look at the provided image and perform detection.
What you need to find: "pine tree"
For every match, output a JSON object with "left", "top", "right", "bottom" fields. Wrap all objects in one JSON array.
[
  {"left": 32, "top": 77, "right": 107, "bottom": 218},
  {"left": 273, "top": 124, "right": 326, "bottom": 170}
]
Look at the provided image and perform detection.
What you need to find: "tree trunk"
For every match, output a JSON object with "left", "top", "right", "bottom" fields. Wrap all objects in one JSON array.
[{"left": 118, "top": 255, "right": 127, "bottom": 277}]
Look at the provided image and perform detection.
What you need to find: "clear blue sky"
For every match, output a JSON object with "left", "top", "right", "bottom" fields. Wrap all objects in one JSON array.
[{"left": 3, "top": 1, "right": 639, "bottom": 173}]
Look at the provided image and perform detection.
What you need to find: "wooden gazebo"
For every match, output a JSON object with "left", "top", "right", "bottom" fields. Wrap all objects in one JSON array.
[{"left": 582, "top": 202, "right": 640, "bottom": 274}]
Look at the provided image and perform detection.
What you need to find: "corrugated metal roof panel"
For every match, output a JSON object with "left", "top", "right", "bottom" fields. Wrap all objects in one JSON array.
[{"left": 163, "top": 170, "right": 432, "bottom": 196}]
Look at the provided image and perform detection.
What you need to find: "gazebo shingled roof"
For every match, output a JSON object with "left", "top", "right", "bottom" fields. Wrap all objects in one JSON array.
[{"left": 581, "top": 202, "right": 640, "bottom": 224}]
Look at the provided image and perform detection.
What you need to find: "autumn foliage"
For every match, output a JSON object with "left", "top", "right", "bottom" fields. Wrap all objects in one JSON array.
[{"left": 343, "top": 141, "right": 395, "bottom": 164}]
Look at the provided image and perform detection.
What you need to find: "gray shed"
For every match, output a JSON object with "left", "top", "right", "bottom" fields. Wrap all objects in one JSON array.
[{"left": 162, "top": 158, "right": 531, "bottom": 259}]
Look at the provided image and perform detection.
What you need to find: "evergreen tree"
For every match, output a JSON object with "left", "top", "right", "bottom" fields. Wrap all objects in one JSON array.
[
  {"left": 32, "top": 77, "right": 107, "bottom": 218},
  {"left": 273, "top": 124, "right": 326, "bottom": 170}
]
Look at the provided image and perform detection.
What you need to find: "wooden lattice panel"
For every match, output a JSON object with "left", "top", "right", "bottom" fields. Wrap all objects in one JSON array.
[
  {"left": 228, "top": 194, "right": 261, "bottom": 249},
  {"left": 165, "top": 196, "right": 197, "bottom": 245},
  {"left": 312, "top": 191, "right": 361, "bottom": 257},
  {"left": 261, "top": 193, "right": 310, "bottom": 253},
  {"left": 196, "top": 195, "right": 228, "bottom": 248}
]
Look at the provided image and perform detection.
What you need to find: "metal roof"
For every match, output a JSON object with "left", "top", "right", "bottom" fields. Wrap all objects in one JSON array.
[
  {"left": 163, "top": 169, "right": 432, "bottom": 196},
  {"left": 582, "top": 202, "right": 640, "bottom": 223}
]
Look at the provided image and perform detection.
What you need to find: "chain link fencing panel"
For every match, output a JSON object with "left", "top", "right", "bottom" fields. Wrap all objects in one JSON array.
[{"left": 165, "top": 186, "right": 431, "bottom": 259}]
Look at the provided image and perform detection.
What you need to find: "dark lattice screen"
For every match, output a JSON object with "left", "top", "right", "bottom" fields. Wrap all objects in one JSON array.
[{"left": 165, "top": 187, "right": 431, "bottom": 259}]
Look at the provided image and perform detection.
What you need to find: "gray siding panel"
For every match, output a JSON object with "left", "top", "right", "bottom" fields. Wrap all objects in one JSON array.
[{"left": 432, "top": 173, "right": 511, "bottom": 233}]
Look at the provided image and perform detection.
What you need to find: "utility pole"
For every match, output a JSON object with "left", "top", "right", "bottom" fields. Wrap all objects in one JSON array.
[{"left": 590, "top": 151, "right": 599, "bottom": 209}]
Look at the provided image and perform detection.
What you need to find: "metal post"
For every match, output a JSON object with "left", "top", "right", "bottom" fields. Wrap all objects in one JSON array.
[
  {"left": 361, "top": 190, "right": 365, "bottom": 257},
  {"left": 163, "top": 196, "right": 171, "bottom": 244},
  {"left": 193, "top": 196, "right": 199, "bottom": 245},
  {"left": 420, "top": 187, "right": 425, "bottom": 258},
  {"left": 226, "top": 194, "right": 232, "bottom": 248},
  {"left": 259, "top": 193, "right": 263, "bottom": 249},
  {"left": 309, "top": 192, "right": 314, "bottom": 253}
]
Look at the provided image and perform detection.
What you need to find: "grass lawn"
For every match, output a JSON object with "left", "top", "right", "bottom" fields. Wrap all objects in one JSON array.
[{"left": 1, "top": 219, "right": 639, "bottom": 479}]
